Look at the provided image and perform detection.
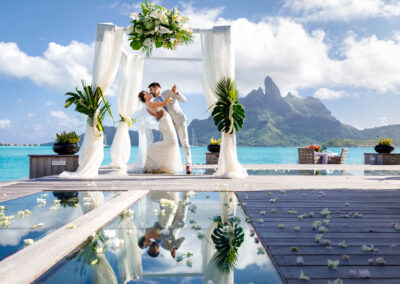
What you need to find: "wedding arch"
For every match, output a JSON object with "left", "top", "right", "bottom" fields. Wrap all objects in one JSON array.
[{"left": 61, "top": 23, "right": 247, "bottom": 179}]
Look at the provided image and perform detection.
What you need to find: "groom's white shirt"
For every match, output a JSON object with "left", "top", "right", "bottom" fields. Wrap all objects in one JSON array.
[
  {"left": 154, "top": 90, "right": 192, "bottom": 166},
  {"left": 158, "top": 90, "right": 187, "bottom": 125}
]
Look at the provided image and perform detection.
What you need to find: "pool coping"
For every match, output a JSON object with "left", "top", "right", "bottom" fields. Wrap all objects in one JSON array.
[{"left": 0, "top": 190, "right": 148, "bottom": 284}]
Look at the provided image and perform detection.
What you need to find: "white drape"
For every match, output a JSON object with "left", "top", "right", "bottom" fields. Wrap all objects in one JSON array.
[
  {"left": 117, "top": 215, "right": 143, "bottom": 283},
  {"left": 110, "top": 54, "right": 144, "bottom": 169},
  {"left": 200, "top": 26, "right": 247, "bottom": 179},
  {"left": 60, "top": 23, "right": 124, "bottom": 179}
]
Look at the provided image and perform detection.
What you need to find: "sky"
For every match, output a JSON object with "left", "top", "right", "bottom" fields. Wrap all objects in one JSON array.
[{"left": 1, "top": 0, "right": 400, "bottom": 143}]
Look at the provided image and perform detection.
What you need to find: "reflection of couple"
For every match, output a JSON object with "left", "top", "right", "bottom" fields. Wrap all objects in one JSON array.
[
  {"left": 138, "top": 192, "right": 190, "bottom": 259},
  {"left": 138, "top": 82, "right": 192, "bottom": 174}
]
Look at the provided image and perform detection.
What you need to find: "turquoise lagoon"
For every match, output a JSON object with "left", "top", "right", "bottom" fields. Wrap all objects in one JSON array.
[{"left": 0, "top": 146, "right": 395, "bottom": 182}]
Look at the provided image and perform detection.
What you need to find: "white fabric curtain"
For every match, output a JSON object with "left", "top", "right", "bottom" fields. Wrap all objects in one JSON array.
[
  {"left": 110, "top": 53, "right": 144, "bottom": 169},
  {"left": 117, "top": 214, "right": 143, "bottom": 283},
  {"left": 200, "top": 26, "right": 247, "bottom": 179},
  {"left": 60, "top": 23, "right": 124, "bottom": 179}
]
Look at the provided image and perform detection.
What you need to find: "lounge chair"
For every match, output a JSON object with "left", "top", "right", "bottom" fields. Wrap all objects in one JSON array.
[
  {"left": 328, "top": 148, "right": 348, "bottom": 164},
  {"left": 298, "top": 148, "right": 322, "bottom": 164}
]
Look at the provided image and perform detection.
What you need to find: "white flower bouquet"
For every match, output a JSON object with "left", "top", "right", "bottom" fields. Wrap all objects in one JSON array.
[{"left": 128, "top": 1, "right": 193, "bottom": 56}]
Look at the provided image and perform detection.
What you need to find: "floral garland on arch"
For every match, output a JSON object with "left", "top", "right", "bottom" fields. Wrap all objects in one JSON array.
[{"left": 127, "top": 1, "right": 193, "bottom": 57}]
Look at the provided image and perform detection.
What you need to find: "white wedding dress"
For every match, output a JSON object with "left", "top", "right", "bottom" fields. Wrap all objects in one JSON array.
[{"left": 144, "top": 104, "right": 183, "bottom": 173}]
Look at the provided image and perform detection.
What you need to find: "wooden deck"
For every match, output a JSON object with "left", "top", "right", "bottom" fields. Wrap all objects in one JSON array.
[{"left": 236, "top": 189, "right": 400, "bottom": 283}]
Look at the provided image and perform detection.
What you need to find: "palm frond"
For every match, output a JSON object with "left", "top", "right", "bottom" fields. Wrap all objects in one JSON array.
[{"left": 64, "top": 81, "right": 113, "bottom": 131}]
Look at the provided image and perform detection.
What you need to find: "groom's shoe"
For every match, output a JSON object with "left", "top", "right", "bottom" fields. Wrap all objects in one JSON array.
[{"left": 186, "top": 166, "right": 192, "bottom": 175}]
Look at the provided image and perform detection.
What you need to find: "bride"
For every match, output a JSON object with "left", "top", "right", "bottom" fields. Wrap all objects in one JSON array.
[{"left": 138, "top": 85, "right": 183, "bottom": 173}]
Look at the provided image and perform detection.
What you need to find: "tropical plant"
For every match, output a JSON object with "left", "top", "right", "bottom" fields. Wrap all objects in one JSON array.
[
  {"left": 211, "top": 77, "right": 246, "bottom": 135},
  {"left": 64, "top": 81, "right": 113, "bottom": 133},
  {"left": 76, "top": 230, "right": 108, "bottom": 275},
  {"left": 377, "top": 137, "right": 392, "bottom": 146},
  {"left": 209, "top": 137, "right": 221, "bottom": 145},
  {"left": 55, "top": 131, "right": 80, "bottom": 144},
  {"left": 128, "top": 1, "right": 193, "bottom": 57},
  {"left": 210, "top": 215, "right": 244, "bottom": 272}
]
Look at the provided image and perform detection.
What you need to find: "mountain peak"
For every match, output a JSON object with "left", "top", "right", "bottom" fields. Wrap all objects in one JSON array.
[{"left": 264, "top": 76, "right": 281, "bottom": 98}]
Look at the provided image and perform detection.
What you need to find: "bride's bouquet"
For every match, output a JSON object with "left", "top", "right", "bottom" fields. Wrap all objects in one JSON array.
[{"left": 128, "top": 1, "right": 193, "bottom": 57}]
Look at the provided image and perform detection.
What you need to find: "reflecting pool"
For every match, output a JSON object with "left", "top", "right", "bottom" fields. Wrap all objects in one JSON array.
[
  {"left": 36, "top": 191, "right": 283, "bottom": 284},
  {"left": 0, "top": 191, "right": 120, "bottom": 261}
]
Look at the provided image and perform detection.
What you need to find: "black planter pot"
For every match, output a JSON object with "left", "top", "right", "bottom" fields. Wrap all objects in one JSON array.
[
  {"left": 374, "top": 144, "right": 395, "bottom": 154},
  {"left": 207, "top": 144, "right": 220, "bottom": 153},
  {"left": 52, "top": 143, "right": 80, "bottom": 155}
]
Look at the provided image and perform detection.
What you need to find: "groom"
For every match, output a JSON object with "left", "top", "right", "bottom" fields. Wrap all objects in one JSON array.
[{"left": 148, "top": 82, "right": 192, "bottom": 174}]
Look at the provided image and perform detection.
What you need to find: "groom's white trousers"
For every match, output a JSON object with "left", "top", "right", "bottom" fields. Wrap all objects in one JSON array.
[{"left": 173, "top": 121, "right": 192, "bottom": 166}]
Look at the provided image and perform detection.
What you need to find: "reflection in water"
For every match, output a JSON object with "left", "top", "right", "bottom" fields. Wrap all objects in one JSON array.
[
  {"left": 38, "top": 191, "right": 283, "bottom": 284},
  {"left": 0, "top": 191, "right": 117, "bottom": 261}
]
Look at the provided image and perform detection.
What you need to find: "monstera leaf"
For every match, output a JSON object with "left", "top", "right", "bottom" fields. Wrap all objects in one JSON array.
[
  {"left": 211, "top": 77, "right": 245, "bottom": 134},
  {"left": 210, "top": 216, "right": 245, "bottom": 272}
]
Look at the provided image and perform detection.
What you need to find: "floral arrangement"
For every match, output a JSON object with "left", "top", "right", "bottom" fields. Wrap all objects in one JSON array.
[
  {"left": 128, "top": 1, "right": 193, "bottom": 57},
  {"left": 306, "top": 145, "right": 326, "bottom": 153},
  {"left": 377, "top": 137, "right": 392, "bottom": 146},
  {"left": 210, "top": 215, "right": 244, "bottom": 272}
]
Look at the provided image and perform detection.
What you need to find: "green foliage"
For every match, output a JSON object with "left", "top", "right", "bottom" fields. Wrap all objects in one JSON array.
[
  {"left": 64, "top": 81, "right": 113, "bottom": 132},
  {"left": 55, "top": 131, "right": 80, "bottom": 144},
  {"left": 209, "top": 137, "right": 221, "bottom": 145},
  {"left": 76, "top": 230, "right": 108, "bottom": 276},
  {"left": 377, "top": 137, "right": 392, "bottom": 146},
  {"left": 211, "top": 77, "right": 246, "bottom": 134},
  {"left": 210, "top": 215, "right": 245, "bottom": 272},
  {"left": 128, "top": 0, "right": 193, "bottom": 57}
]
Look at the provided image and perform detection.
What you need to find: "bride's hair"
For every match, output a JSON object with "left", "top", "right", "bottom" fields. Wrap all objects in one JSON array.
[{"left": 138, "top": 91, "right": 147, "bottom": 103}]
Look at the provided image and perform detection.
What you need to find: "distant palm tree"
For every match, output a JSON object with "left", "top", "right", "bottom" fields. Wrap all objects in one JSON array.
[
  {"left": 64, "top": 81, "right": 113, "bottom": 132},
  {"left": 211, "top": 77, "right": 245, "bottom": 134}
]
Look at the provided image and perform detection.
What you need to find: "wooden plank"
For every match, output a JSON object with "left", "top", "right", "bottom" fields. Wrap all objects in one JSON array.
[
  {"left": 275, "top": 255, "right": 400, "bottom": 266},
  {"left": 30, "top": 157, "right": 36, "bottom": 179},
  {"left": 44, "top": 157, "right": 52, "bottom": 177},
  {"left": 280, "top": 265, "right": 400, "bottom": 279},
  {"left": 36, "top": 157, "right": 44, "bottom": 178}
]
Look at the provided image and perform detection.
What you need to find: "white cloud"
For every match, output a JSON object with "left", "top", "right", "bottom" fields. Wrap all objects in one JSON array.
[
  {"left": 379, "top": 116, "right": 389, "bottom": 126},
  {"left": 50, "top": 110, "right": 79, "bottom": 128},
  {"left": 284, "top": 0, "right": 400, "bottom": 21},
  {"left": 45, "top": 101, "right": 55, "bottom": 106},
  {"left": 0, "top": 40, "right": 93, "bottom": 91},
  {"left": 26, "top": 113, "right": 36, "bottom": 118},
  {"left": 50, "top": 110, "right": 69, "bottom": 120},
  {"left": 314, "top": 88, "right": 347, "bottom": 100},
  {"left": 2, "top": 4, "right": 400, "bottom": 104},
  {"left": 0, "top": 119, "right": 11, "bottom": 129}
]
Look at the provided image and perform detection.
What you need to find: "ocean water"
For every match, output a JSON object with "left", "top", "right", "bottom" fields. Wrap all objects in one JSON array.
[{"left": 0, "top": 146, "right": 396, "bottom": 182}]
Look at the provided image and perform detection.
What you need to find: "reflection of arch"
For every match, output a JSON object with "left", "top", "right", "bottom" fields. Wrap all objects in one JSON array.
[
  {"left": 202, "top": 192, "right": 237, "bottom": 284},
  {"left": 61, "top": 22, "right": 246, "bottom": 179}
]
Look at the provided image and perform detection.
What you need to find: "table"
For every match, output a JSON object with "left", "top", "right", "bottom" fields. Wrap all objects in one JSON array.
[
  {"left": 315, "top": 152, "right": 338, "bottom": 164},
  {"left": 364, "top": 153, "right": 400, "bottom": 165},
  {"left": 29, "top": 155, "right": 79, "bottom": 179}
]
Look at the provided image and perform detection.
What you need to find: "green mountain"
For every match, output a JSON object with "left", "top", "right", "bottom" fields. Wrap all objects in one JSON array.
[{"left": 188, "top": 76, "right": 399, "bottom": 146}]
